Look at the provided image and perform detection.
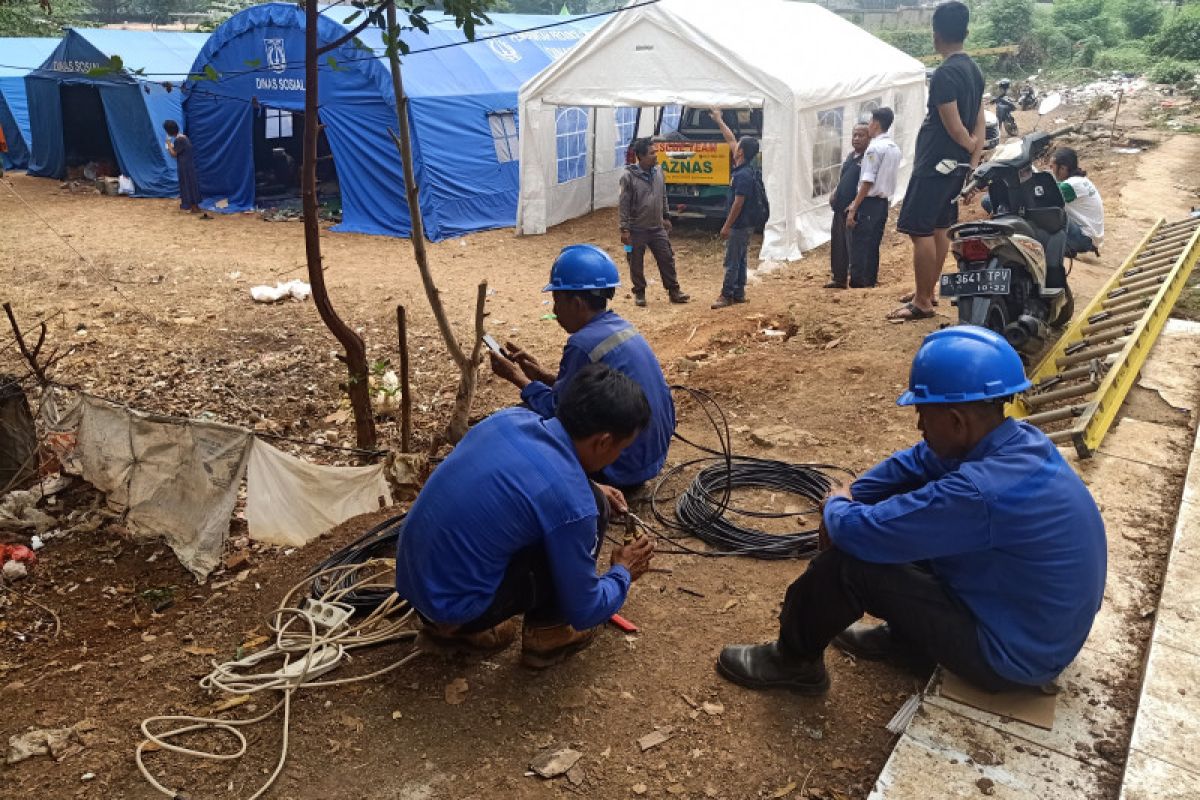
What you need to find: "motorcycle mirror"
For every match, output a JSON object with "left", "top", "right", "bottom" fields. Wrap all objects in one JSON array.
[
  {"left": 1038, "top": 92, "right": 1062, "bottom": 116},
  {"left": 935, "top": 158, "right": 959, "bottom": 175}
]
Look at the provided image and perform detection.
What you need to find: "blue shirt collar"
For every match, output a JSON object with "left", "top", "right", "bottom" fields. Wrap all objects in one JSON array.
[{"left": 964, "top": 417, "right": 1023, "bottom": 462}]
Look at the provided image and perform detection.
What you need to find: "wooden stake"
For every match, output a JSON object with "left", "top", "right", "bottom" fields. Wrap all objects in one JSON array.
[{"left": 396, "top": 305, "right": 412, "bottom": 453}]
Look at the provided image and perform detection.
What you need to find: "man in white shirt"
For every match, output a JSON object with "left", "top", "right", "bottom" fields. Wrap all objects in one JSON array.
[
  {"left": 1052, "top": 147, "right": 1103, "bottom": 256},
  {"left": 846, "top": 107, "right": 902, "bottom": 288}
]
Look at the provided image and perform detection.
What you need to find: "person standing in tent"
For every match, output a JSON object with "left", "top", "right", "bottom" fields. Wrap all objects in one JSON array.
[
  {"left": 163, "top": 120, "right": 201, "bottom": 213},
  {"left": 845, "top": 107, "right": 901, "bottom": 289},
  {"left": 890, "top": 0, "right": 985, "bottom": 322},
  {"left": 489, "top": 244, "right": 675, "bottom": 495},
  {"left": 708, "top": 109, "right": 763, "bottom": 310},
  {"left": 826, "top": 122, "right": 870, "bottom": 289},
  {"left": 619, "top": 138, "right": 691, "bottom": 307}
]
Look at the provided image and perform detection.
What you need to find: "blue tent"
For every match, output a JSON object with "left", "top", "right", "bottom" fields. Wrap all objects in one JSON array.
[
  {"left": 184, "top": 5, "right": 598, "bottom": 239},
  {"left": 25, "top": 29, "right": 209, "bottom": 196},
  {"left": 1, "top": 38, "right": 58, "bottom": 171}
]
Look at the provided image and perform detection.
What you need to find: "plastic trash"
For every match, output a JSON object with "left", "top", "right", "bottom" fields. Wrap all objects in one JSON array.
[
  {"left": 117, "top": 176, "right": 135, "bottom": 195},
  {"left": 250, "top": 280, "right": 312, "bottom": 303}
]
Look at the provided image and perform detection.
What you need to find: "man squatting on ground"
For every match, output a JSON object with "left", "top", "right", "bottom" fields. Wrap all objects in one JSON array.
[
  {"left": 891, "top": 1, "right": 985, "bottom": 322},
  {"left": 395, "top": 363, "right": 656, "bottom": 669},
  {"left": 708, "top": 108, "right": 762, "bottom": 309},
  {"left": 827, "top": 122, "right": 870, "bottom": 289},
  {"left": 490, "top": 244, "right": 676, "bottom": 494},
  {"left": 843, "top": 106, "right": 902, "bottom": 289},
  {"left": 717, "top": 326, "right": 1107, "bottom": 694},
  {"left": 619, "top": 137, "right": 691, "bottom": 307}
]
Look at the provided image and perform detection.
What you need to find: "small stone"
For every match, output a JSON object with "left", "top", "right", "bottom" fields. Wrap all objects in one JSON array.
[
  {"left": 701, "top": 701, "right": 725, "bottom": 716},
  {"left": 976, "top": 777, "right": 995, "bottom": 795},
  {"left": 632, "top": 784, "right": 648, "bottom": 795},
  {"left": 81, "top": 773, "right": 95, "bottom": 782},
  {"left": 637, "top": 728, "right": 674, "bottom": 752},
  {"left": 566, "top": 764, "right": 585, "bottom": 786},
  {"left": 530, "top": 747, "right": 582, "bottom": 778},
  {"left": 685, "top": 350, "right": 709, "bottom": 361}
]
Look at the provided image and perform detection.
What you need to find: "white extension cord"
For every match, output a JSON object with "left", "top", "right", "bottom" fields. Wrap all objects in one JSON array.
[{"left": 136, "top": 559, "right": 422, "bottom": 799}]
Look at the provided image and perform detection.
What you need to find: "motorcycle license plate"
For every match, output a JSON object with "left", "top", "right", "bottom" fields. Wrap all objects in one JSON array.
[{"left": 940, "top": 268, "right": 1012, "bottom": 297}]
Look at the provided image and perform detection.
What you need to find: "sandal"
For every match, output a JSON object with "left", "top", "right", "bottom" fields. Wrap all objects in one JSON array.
[
  {"left": 886, "top": 302, "right": 937, "bottom": 322},
  {"left": 898, "top": 291, "right": 939, "bottom": 306}
]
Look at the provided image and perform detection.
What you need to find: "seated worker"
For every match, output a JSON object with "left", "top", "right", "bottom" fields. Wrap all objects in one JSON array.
[
  {"left": 716, "top": 326, "right": 1106, "bottom": 694},
  {"left": 491, "top": 243, "right": 675, "bottom": 492},
  {"left": 1052, "top": 147, "right": 1103, "bottom": 257},
  {"left": 395, "top": 363, "right": 656, "bottom": 669}
]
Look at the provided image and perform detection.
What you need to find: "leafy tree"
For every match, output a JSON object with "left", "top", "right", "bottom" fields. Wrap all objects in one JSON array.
[
  {"left": 0, "top": 0, "right": 87, "bottom": 35},
  {"left": 1156, "top": 5, "right": 1200, "bottom": 60},
  {"left": 983, "top": 0, "right": 1034, "bottom": 46},
  {"left": 1118, "top": 0, "right": 1164, "bottom": 39},
  {"left": 1053, "top": 0, "right": 1118, "bottom": 45}
]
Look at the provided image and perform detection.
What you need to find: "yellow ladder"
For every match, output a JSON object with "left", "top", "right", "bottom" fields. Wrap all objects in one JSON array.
[{"left": 1010, "top": 216, "right": 1200, "bottom": 457}]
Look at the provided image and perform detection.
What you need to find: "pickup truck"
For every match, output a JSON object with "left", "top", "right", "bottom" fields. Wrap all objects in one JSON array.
[{"left": 625, "top": 107, "right": 763, "bottom": 223}]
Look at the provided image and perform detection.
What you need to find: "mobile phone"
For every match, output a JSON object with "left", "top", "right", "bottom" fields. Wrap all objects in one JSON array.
[{"left": 483, "top": 334, "right": 506, "bottom": 358}]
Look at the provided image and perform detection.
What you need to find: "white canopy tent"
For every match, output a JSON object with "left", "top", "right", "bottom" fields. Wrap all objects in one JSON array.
[{"left": 516, "top": 0, "right": 927, "bottom": 262}]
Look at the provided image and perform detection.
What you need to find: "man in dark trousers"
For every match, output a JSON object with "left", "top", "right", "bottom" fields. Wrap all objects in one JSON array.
[
  {"left": 396, "top": 364, "right": 656, "bottom": 669},
  {"left": 619, "top": 138, "right": 690, "bottom": 307},
  {"left": 490, "top": 244, "right": 675, "bottom": 493},
  {"left": 846, "top": 107, "right": 902, "bottom": 288},
  {"left": 709, "top": 108, "right": 761, "bottom": 309},
  {"left": 891, "top": 0, "right": 985, "bottom": 321},
  {"left": 826, "top": 122, "right": 870, "bottom": 289},
  {"left": 716, "top": 326, "right": 1106, "bottom": 694}
]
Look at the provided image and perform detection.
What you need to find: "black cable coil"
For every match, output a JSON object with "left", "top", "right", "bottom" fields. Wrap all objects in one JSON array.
[{"left": 306, "top": 513, "right": 406, "bottom": 612}]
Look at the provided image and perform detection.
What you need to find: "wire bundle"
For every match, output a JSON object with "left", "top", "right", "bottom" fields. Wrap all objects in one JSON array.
[{"left": 306, "top": 514, "right": 406, "bottom": 612}]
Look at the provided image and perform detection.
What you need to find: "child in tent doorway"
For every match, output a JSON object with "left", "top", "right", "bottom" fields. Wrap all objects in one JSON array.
[{"left": 163, "top": 120, "right": 201, "bottom": 213}]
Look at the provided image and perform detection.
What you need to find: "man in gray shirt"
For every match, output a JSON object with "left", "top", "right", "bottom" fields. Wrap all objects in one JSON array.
[{"left": 619, "top": 138, "right": 690, "bottom": 307}]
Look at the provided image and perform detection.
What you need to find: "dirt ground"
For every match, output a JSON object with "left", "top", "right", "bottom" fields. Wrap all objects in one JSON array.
[{"left": 2, "top": 95, "right": 1198, "bottom": 799}]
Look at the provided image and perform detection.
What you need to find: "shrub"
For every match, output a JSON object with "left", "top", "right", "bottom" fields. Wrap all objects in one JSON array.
[
  {"left": 983, "top": 0, "right": 1035, "bottom": 46},
  {"left": 878, "top": 28, "right": 935, "bottom": 58},
  {"left": 1054, "top": 0, "right": 1119, "bottom": 45},
  {"left": 1094, "top": 43, "right": 1152, "bottom": 73},
  {"left": 1156, "top": 7, "right": 1200, "bottom": 61},
  {"left": 1074, "top": 35, "right": 1103, "bottom": 67},
  {"left": 1148, "top": 59, "right": 1200, "bottom": 85},
  {"left": 1118, "top": 0, "right": 1164, "bottom": 39}
]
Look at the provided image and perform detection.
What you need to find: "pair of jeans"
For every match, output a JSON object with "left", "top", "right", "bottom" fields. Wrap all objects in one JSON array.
[
  {"left": 628, "top": 227, "right": 681, "bottom": 293},
  {"left": 849, "top": 197, "right": 888, "bottom": 287},
  {"left": 777, "top": 548, "right": 1024, "bottom": 692},
  {"left": 721, "top": 226, "right": 750, "bottom": 300},
  {"left": 1065, "top": 220, "right": 1095, "bottom": 256},
  {"left": 829, "top": 208, "right": 851, "bottom": 285},
  {"left": 456, "top": 483, "right": 610, "bottom": 634}
]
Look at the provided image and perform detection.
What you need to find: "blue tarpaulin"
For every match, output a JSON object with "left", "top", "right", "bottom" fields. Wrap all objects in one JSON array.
[
  {"left": 183, "top": 4, "right": 598, "bottom": 239},
  {"left": 0, "top": 38, "right": 58, "bottom": 171},
  {"left": 25, "top": 29, "right": 209, "bottom": 196}
]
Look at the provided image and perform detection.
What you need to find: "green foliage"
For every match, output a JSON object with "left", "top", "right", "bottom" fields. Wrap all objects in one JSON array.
[
  {"left": 983, "top": 0, "right": 1034, "bottom": 47},
  {"left": 1117, "top": 0, "right": 1164, "bottom": 39},
  {"left": 1148, "top": 58, "right": 1199, "bottom": 84},
  {"left": 877, "top": 28, "right": 935, "bottom": 58},
  {"left": 1053, "top": 0, "right": 1118, "bottom": 45},
  {"left": 1094, "top": 42, "right": 1152, "bottom": 72},
  {"left": 1156, "top": 6, "right": 1200, "bottom": 61},
  {"left": 0, "top": 0, "right": 87, "bottom": 35},
  {"left": 1073, "top": 35, "right": 1103, "bottom": 67}
]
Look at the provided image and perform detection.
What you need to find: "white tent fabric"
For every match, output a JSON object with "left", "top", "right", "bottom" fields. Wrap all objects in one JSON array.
[{"left": 516, "top": 0, "right": 927, "bottom": 262}]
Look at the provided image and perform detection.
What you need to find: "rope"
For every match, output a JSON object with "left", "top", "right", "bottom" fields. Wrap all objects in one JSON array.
[{"left": 135, "top": 560, "right": 421, "bottom": 799}]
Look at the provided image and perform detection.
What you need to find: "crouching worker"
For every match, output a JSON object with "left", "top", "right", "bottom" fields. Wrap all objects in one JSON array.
[
  {"left": 491, "top": 244, "right": 675, "bottom": 493},
  {"left": 717, "top": 326, "right": 1106, "bottom": 694},
  {"left": 395, "top": 363, "right": 656, "bottom": 669}
]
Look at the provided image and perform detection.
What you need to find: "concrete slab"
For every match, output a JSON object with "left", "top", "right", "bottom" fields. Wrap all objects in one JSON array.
[
  {"left": 1126, "top": 640, "right": 1200, "bottom": 774},
  {"left": 1153, "top": 545, "right": 1200, "bottom": 659},
  {"left": 1120, "top": 749, "right": 1200, "bottom": 800},
  {"left": 1096, "top": 416, "right": 1192, "bottom": 470},
  {"left": 868, "top": 704, "right": 1112, "bottom": 799}
]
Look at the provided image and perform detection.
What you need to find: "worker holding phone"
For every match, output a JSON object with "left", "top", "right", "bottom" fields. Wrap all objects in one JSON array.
[{"left": 489, "top": 244, "right": 676, "bottom": 494}]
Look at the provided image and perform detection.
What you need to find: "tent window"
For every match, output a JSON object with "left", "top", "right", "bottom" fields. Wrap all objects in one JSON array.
[
  {"left": 857, "top": 97, "right": 882, "bottom": 124},
  {"left": 555, "top": 106, "right": 589, "bottom": 184},
  {"left": 265, "top": 107, "right": 293, "bottom": 140},
  {"left": 812, "top": 107, "right": 844, "bottom": 198},
  {"left": 660, "top": 105, "right": 682, "bottom": 135},
  {"left": 488, "top": 111, "right": 519, "bottom": 163},
  {"left": 614, "top": 107, "right": 638, "bottom": 168}
]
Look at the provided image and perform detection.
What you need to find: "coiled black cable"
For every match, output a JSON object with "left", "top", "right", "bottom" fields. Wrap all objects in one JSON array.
[{"left": 307, "top": 513, "right": 405, "bottom": 612}]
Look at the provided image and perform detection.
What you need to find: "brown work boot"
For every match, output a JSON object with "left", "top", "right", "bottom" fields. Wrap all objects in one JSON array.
[
  {"left": 710, "top": 295, "right": 734, "bottom": 309},
  {"left": 420, "top": 617, "right": 519, "bottom": 653},
  {"left": 521, "top": 623, "right": 598, "bottom": 669}
]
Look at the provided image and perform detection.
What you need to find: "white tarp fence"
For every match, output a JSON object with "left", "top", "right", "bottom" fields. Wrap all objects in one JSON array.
[
  {"left": 245, "top": 438, "right": 392, "bottom": 548},
  {"left": 516, "top": 0, "right": 927, "bottom": 262}
]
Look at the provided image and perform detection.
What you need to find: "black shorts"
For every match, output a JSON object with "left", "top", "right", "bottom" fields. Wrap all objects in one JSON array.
[{"left": 897, "top": 173, "right": 963, "bottom": 237}]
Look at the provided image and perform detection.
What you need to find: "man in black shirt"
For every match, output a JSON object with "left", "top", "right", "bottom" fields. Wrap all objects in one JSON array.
[
  {"left": 891, "top": 1, "right": 985, "bottom": 321},
  {"left": 826, "top": 123, "right": 870, "bottom": 289}
]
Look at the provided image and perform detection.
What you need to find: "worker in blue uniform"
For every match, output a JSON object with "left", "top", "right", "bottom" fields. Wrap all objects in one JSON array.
[
  {"left": 491, "top": 244, "right": 675, "bottom": 493},
  {"left": 395, "top": 363, "right": 656, "bottom": 669},
  {"left": 716, "top": 326, "right": 1107, "bottom": 694}
]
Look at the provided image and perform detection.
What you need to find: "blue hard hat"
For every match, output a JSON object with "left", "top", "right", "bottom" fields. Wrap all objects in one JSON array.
[
  {"left": 897, "top": 325, "right": 1031, "bottom": 406},
  {"left": 543, "top": 244, "right": 621, "bottom": 292}
]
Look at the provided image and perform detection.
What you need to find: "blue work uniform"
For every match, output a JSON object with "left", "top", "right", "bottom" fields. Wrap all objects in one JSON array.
[
  {"left": 823, "top": 418, "right": 1106, "bottom": 685},
  {"left": 394, "top": 407, "right": 630, "bottom": 631},
  {"left": 520, "top": 310, "right": 674, "bottom": 487}
]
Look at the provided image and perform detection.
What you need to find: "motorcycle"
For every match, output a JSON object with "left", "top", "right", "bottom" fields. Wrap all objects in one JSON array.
[
  {"left": 938, "top": 93, "right": 1073, "bottom": 356},
  {"left": 983, "top": 108, "right": 1000, "bottom": 151},
  {"left": 992, "top": 80, "right": 1019, "bottom": 138},
  {"left": 1018, "top": 80, "right": 1039, "bottom": 111}
]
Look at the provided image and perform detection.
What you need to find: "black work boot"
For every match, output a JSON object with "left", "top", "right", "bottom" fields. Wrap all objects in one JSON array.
[
  {"left": 834, "top": 622, "right": 901, "bottom": 661},
  {"left": 633, "top": 291, "right": 647, "bottom": 308},
  {"left": 668, "top": 288, "right": 691, "bottom": 304},
  {"left": 715, "top": 642, "right": 829, "bottom": 695}
]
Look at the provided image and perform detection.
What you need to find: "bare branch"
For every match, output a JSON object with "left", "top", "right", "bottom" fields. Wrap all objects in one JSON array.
[{"left": 3, "top": 302, "right": 50, "bottom": 384}]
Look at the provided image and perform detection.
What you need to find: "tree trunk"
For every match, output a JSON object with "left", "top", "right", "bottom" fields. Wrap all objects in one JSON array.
[
  {"left": 303, "top": 0, "right": 375, "bottom": 449},
  {"left": 384, "top": 1, "right": 485, "bottom": 447}
]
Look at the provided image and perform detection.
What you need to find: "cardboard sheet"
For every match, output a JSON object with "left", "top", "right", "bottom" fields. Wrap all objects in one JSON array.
[{"left": 938, "top": 670, "right": 1058, "bottom": 730}]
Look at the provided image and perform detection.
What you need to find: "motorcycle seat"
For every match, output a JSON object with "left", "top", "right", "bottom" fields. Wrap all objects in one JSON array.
[
  {"left": 981, "top": 215, "right": 1038, "bottom": 240},
  {"left": 1026, "top": 206, "right": 1067, "bottom": 234}
]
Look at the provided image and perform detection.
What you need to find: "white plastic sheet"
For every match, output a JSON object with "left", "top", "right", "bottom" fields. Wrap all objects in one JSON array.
[
  {"left": 75, "top": 396, "right": 251, "bottom": 580},
  {"left": 245, "top": 438, "right": 392, "bottom": 547}
]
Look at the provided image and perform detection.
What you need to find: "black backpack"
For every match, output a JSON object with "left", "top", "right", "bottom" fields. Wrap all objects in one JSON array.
[{"left": 745, "top": 168, "right": 770, "bottom": 229}]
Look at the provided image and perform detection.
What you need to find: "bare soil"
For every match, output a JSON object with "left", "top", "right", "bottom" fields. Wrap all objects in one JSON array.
[{"left": 1, "top": 100, "right": 1196, "bottom": 799}]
